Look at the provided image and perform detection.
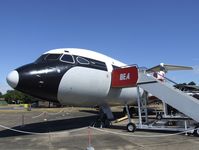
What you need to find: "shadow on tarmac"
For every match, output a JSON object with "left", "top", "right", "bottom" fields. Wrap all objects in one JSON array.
[
  {"left": 0, "top": 111, "right": 182, "bottom": 139},
  {"left": 0, "top": 115, "right": 97, "bottom": 138}
]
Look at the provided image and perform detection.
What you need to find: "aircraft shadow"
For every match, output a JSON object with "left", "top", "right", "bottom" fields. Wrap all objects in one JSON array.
[
  {"left": 0, "top": 110, "right": 134, "bottom": 138},
  {"left": 0, "top": 115, "right": 98, "bottom": 138},
  {"left": 0, "top": 112, "right": 178, "bottom": 138}
]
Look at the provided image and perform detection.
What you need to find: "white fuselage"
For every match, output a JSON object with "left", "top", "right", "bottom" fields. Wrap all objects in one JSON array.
[{"left": 50, "top": 48, "right": 139, "bottom": 106}]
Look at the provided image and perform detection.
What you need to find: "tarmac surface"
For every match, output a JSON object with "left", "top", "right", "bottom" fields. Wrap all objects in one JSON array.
[{"left": 0, "top": 106, "right": 199, "bottom": 150}]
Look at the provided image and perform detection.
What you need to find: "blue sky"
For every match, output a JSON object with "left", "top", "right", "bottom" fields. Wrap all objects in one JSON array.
[{"left": 0, "top": 0, "right": 199, "bottom": 93}]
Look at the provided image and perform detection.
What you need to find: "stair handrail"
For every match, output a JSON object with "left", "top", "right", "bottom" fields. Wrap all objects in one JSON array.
[{"left": 138, "top": 66, "right": 178, "bottom": 85}]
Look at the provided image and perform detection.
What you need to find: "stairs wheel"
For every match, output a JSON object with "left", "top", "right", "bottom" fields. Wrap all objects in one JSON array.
[
  {"left": 194, "top": 126, "right": 199, "bottom": 137},
  {"left": 156, "top": 113, "right": 162, "bottom": 120},
  {"left": 127, "top": 123, "right": 136, "bottom": 132}
]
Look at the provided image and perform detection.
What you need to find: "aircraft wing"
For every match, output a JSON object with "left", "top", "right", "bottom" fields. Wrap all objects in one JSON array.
[{"left": 146, "top": 64, "right": 193, "bottom": 73}]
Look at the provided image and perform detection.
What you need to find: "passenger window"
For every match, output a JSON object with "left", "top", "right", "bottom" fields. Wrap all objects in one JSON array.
[
  {"left": 90, "top": 59, "right": 107, "bottom": 71},
  {"left": 45, "top": 54, "right": 61, "bottom": 60},
  {"left": 76, "top": 57, "right": 89, "bottom": 65},
  {"left": 60, "top": 54, "right": 75, "bottom": 63}
]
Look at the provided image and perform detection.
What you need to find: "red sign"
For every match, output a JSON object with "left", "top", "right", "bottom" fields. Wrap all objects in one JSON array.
[{"left": 111, "top": 66, "right": 138, "bottom": 87}]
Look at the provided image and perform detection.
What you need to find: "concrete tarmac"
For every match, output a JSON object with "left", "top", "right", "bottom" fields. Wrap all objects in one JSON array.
[{"left": 0, "top": 107, "right": 199, "bottom": 150}]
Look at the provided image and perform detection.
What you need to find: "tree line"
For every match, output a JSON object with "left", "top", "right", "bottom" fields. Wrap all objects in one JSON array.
[{"left": 0, "top": 90, "right": 38, "bottom": 104}]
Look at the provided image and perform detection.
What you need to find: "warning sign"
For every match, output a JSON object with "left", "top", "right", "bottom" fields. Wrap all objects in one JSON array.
[{"left": 111, "top": 66, "right": 138, "bottom": 87}]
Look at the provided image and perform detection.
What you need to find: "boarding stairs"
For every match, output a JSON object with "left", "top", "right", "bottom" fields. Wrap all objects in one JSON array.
[{"left": 137, "top": 71, "right": 199, "bottom": 123}]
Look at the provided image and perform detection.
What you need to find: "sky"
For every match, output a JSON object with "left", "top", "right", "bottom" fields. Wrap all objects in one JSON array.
[{"left": 0, "top": 0, "right": 199, "bottom": 93}]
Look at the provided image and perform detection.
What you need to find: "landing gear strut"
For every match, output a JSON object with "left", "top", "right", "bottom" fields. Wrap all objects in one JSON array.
[
  {"left": 99, "top": 111, "right": 111, "bottom": 128},
  {"left": 91, "top": 112, "right": 111, "bottom": 128},
  {"left": 91, "top": 105, "right": 113, "bottom": 128}
]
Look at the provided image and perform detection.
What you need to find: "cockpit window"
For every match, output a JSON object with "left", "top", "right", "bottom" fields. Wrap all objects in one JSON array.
[
  {"left": 45, "top": 54, "right": 61, "bottom": 60},
  {"left": 60, "top": 54, "right": 75, "bottom": 64},
  {"left": 35, "top": 54, "right": 48, "bottom": 63},
  {"left": 76, "top": 57, "right": 89, "bottom": 65}
]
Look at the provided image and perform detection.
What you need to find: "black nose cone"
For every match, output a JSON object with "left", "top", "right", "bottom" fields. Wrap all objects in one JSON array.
[{"left": 14, "top": 63, "right": 66, "bottom": 103}]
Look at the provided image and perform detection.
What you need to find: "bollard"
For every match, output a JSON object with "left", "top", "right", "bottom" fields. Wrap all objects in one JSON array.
[
  {"left": 62, "top": 110, "right": 65, "bottom": 117},
  {"left": 21, "top": 114, "right": 25, "bottom": 127},
  {"left": 44, "top": 112, "right": 48, "bottom": 121},
  {"left": 86, "top": 127, "right": 95, "bottom": 150},
  {"left": 86, "top": 146, "right": 95, "bottom": 150},
  {"left": 27, "top": 104, "right": 31, "bottom": 111}
]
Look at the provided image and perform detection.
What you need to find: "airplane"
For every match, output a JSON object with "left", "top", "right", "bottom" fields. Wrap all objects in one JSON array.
[{"left": 6, "top": 48, "right": 193, "bottom": 132}]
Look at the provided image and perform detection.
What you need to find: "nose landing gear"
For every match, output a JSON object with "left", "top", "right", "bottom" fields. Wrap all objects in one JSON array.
[{"left": 91, "top": 105, "right": 113, "bottom": 128}]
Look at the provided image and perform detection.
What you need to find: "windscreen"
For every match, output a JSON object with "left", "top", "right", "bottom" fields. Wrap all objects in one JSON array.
[
  {"left": 35, "top": 54, "right": 62, "bottom": 63},
  {"left": 34, "top": 54, "right": 48, "bottom": 63}
]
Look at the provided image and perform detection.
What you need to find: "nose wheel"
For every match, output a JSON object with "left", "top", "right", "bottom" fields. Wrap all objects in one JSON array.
[
  {"left": 91, "top": 116, "right": 111, "bottom": 128},
  {"left": 91, "top": 105, "right": 113, "bottom": 128}
]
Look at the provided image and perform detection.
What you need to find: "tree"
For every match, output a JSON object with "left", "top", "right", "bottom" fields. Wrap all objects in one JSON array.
[
  {"left": 0, "top": 91, "right": 2, "bottom": 96},
  {"left": 3, "top": 90, "right": 38, "bottom": 104},
  {"left": 188, "top": 81, "right": 196, "bottom": 85}
]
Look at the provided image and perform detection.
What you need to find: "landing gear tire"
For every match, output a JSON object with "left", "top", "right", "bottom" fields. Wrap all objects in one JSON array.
[
  {"left": 104, "top": 119, "right": 111, "bottom": 128},
  {"left": 193, "top": 126, "right": 199, "bottom": 137},
  {"left": 127, "top": 123, "right": 136, "bottom": 132},
  {"left": 91, "top": 118, "right": 111, "bottom": 128}
]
